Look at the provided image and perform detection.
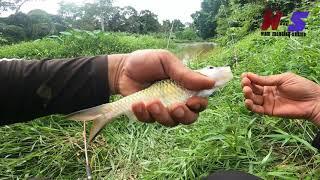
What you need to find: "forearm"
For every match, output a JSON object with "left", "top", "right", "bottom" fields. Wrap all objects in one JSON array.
[
  {"left": 312, "top": 102, "right": 320, "bottom": 127},
  {"left": 311, "top": 85, "right": 320, "bottom": 150},
  {"left": 310, "top": 85, "right": 320, "bottom": 127},
  {"left": 0, "top": 56, "right": 110, "bottom": 125}
]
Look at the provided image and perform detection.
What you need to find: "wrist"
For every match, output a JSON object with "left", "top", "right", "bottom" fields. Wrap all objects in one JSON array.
[
  {"left": 107, "top": 54, "right": 127, "bottom": 95},
  {"left": 312, "top": 101, "right": 320, "bottom": 127},
  {"left": 311, "top": 86, "right": 320, "bottom": 127}
]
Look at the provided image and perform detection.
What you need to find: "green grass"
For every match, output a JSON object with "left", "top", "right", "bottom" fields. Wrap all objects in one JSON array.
[
  {"left": 0, "top": 30, "right": 173, "bottom": 59},
  {"left": 1, "top": 12, "right": 320, "bottom": 179}
]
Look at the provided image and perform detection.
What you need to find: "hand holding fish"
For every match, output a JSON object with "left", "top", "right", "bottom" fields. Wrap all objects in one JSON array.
[
  {"left": 108, "top": 49, "right": 215, "bottom": 127},
  {"left": 67, "top": 49, "right": 233, "bottom": 141},
  {"left": 241, "top": 72, "right": 320, "bottom": 126}
]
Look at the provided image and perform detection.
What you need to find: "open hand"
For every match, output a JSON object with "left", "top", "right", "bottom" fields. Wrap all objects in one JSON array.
[
  {"left": 241, "top": 72, "right": 320, "bottom": 126},
  {"left": 108, "top": 49, "right": 215, "bottom": 127}
]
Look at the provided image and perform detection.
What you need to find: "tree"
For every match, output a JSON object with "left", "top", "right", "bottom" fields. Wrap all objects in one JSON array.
[
  {"left": 172, "top": 19, "right": 185, "bottom": 32},
  {"left": 0, "top": 0, "right": 14, "bottom": 13},
  {"left": 25, "top": 9, "right": 66, "bottom": 39},
  {"left": 161, "top": 19, "right": 185, "bottom": 33},
  {"left": 175, "top": 27, "right": 199, "bottom": 40},
  {"left": 0, "top": 24, "right": 26, "bottom": 42},
  {"left": 58, "top": 2, "right": 83, "bottom": 29},
  {"left": 58, "top": 2, "right": 98, "bottom": 30},
  {"left": 122, "top": 6, "right": 139, "bottom": 33},
  {"left": 138, "top": 10, "right": 160, "bottom": 34},
  {"left": 95, "top": 0, "right": 113, "bottom": 31},
  {"left": 80, "top": 3, "right": 100, "bottom": 30},
  {"left": 108, "top": 7, "right": 124, "bottom": 31},
  {"left": 192, "top": 0, "right": 223, "bottom": 39},
  {"left": 0, "top": 0, "right": 40, "bottom": 15},
  {"left": 161, "top": 19, "right": 171, "bottom": 32},
  {"left": 58, "top": 0, "right": 113, "bottom": 31},
  {"left": 7, "top": 11, "right": 30, "bottom": 27},
  {"left": 27, "top": 9, "right": 53, "bottom": 38},
  {"left": 57, "top": 1, "right": 167, "bottom": 34},
  {"left": 0, "top": 0, "right": 15, "bottom": 13},
  {"left": 1, "top": 10, "right": 67, "bottom": 43},
  {"left": 13, "top": 0, "right": 28, "bottom": 14},
  {"left": 6, "top": 12, "right": 31, "bottom": 36}
]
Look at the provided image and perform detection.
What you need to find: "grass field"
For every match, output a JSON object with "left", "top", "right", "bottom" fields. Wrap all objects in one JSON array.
[{"left": 1, "top": 10, "right": 320, "bottom": 179}]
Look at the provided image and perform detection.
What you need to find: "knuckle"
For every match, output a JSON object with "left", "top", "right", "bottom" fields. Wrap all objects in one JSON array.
[
  {"left": 158, "top": 49, "right": 172, "bottom": 59},
  {"left": 284, "top": 72, "right": 295, "bottom": 77},
  {"left": 159, "top": 49, "right": 171, "bottom": 55}
]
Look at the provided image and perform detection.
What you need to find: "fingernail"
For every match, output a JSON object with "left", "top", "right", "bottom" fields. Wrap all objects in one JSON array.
[
  {"left": 150, "top": 104, "right": 160, "bottom": 114},
  {"left": 174, "top": 107, "right": 184, "bottom": 118}
]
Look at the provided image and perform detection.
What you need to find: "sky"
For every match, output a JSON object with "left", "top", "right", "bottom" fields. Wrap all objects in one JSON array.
[{"left": 2, "top": 0, "right": 201, "bottom": 23}]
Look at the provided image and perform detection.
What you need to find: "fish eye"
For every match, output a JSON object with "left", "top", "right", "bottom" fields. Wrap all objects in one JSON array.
[{"left": 209, "top": 66, "right": 214, "bottom": 69}]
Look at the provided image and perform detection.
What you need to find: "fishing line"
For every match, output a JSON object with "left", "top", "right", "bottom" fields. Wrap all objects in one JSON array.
[{"left": 83, "top": 122, "right": 92, "bottom": 180}]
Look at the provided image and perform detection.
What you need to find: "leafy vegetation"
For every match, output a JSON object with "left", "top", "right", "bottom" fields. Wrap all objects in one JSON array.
[
  {"left": 192, "top": 0, "right": 223, "bottom": 39},
  {"left": 1, "top": 27, "right": 319, "bottom": 178},
  {"left": 215, "top": 2, "right": 264, "bottom": 46},
  {"left": 0, "top": 10, "right": 66, "bottom": 43},
  {"left": 0, "top": 0, "right": 319, "bottom": 179},
  {"left": 175, "top": 27, "right": 201, "bottom": 42},
  {"left": 0, "top": 0, "right": 36, "bottom": 14},
  {"left": 0, "top": 1, "right": 200, "bottom": 45},
  {"left": 193, "top": 0, "right": 309, "bottom": 40},
  {"left": 0, "top": 30, "right": 173, "bottom": 59}
]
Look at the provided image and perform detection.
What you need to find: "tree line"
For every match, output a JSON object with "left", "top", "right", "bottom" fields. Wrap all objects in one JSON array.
[
  {"left": 0, "top": 0, "right": 310, "bottom": 45},
  {"left": 0, "top": 0, "right": 198, "bottom": 44}
]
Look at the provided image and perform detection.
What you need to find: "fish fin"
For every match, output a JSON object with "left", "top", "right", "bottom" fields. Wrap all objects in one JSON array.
[
  {"left": 65, "top": 104, "right": 108, "bottom": 121},
  {"left": 66, "top": 103, "right": 117, "bottom": 142},
  {"left": 125, "top": 111, "right": 138, "bottom": 121},
  {"left": 88, "top": 113, "right": 115, "bottom": 142}
]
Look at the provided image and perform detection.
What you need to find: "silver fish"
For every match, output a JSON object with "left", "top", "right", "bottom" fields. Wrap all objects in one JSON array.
[{"left": 66, "top": 66, "right": 233, "bottom": 141}]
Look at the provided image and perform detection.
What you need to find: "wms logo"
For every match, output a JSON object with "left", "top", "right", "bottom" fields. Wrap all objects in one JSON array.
[{"left": 261, "top": 9, "right": 309, "bottom": 37}]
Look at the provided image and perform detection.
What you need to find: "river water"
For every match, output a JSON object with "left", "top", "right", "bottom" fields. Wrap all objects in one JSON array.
[{"left": 176, "top": 42, "right": 216, "bottom": 64}]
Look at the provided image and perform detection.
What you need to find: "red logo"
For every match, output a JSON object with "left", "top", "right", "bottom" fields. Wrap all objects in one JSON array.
[{"left": 261, "top": 9, "right": 283, "bottom": 30}]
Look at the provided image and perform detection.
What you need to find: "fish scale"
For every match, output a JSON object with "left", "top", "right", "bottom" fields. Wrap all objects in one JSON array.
[{"left": 66, "top": 66, "right": 233, "bottom": 141}]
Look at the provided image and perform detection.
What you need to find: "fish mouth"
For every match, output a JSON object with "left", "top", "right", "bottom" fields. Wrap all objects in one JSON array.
[
  {"left": 215, "top": 67, "right": 233, "bottom": 86},
  {"left": 221, "top": 67, "right": 233, "bottom": 82}
]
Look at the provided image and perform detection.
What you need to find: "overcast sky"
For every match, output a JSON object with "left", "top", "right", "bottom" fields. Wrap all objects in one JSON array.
[{"left": 2, "top": 0, "right": 201, "bottom": 23}]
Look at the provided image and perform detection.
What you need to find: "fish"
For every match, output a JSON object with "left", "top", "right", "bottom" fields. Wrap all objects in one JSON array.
[{"left": 66, "top": 66, "right": 233, "bottom": 142}]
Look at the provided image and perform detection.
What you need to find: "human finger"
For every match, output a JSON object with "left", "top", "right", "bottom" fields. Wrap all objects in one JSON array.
[
  {"left": 246, "top": 72, "right": 288, "bottom": 86},
  {"left": 243, "top": 86, "right": 264, "bottom": 105},
  {"left": 160, "top": 51, "right": 215, "bottom": 91},
  {"left": 169, "top": 103, "right": 199, "bottom": 125},
  {"left": 245, "top": 99, "right": 265, "bottom": 114},
  {"left": 132, "top": 102, "right": 154, "bottom": 123},
  {"left": 186, "top": 96, "right": 208, "bottom": 113},
  {"left": 146, "top": 100, "right": 178, "bottom": 127}
]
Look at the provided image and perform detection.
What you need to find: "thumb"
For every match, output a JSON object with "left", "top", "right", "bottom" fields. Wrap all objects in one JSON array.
[
  {"left": 178, "top": 69, "right": 215, "bottom": 91},
  {"left": 246, "top": 72, "right": 287, "bottom": 86},
  {"left": 161, "top": 52, "right": 214, "bottom": 91}
]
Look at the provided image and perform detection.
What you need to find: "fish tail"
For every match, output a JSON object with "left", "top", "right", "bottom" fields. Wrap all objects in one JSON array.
[{"left": 66, "top": 103, "right": 118, "bottom": 142}]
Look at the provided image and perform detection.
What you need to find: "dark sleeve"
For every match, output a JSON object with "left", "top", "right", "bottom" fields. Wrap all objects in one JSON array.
[
  {"left": 0, "top": 56, "right": 109, "bottom": 125},
  {"left": 312, "top": 131, "right": 320, "bottom": 151}
]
